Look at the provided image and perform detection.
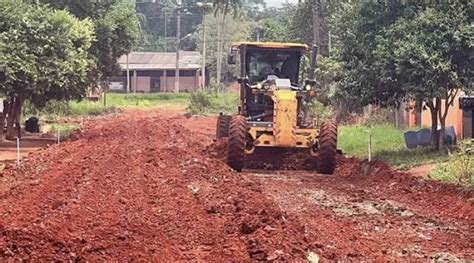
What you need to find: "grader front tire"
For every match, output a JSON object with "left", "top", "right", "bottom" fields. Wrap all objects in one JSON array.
[
  {"left": 227, "top": 115, "right": 247, "bottom": 172},
  {"left": 317, "top": 120, "right": 338, "bottom": 174}
]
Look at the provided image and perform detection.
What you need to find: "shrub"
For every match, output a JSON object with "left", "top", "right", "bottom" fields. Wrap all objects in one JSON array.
[
  {"left": 431, "top": 140, "right": 473, "bottom": 189},
  {"left": 187, "top": 91, "right": 238, "bottom": 115},
  {"left": 307, "top": 100, "right": 334, "bottom": 126},
  {"left": 188, "top": 91, "right": 213, "bottom": 114},
  {"left": 206, "top": 80, "right": 225, "bottom": 93},
  {"left": 23, "top": 99, "right": 116, "bottom": 120}
]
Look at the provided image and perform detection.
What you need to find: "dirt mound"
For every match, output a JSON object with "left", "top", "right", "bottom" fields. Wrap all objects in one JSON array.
[
  {"left": 204, "top": 138, "right": 228, "bottom": 160},
  {"left": 332, "top": 158, "right": 474, "bottom": 222},
  {"left": 0, "top": 114, "right": 311, "bottom": 261},
  {"left": 206, "top": 139, "right": 316, "bottom": 170}
]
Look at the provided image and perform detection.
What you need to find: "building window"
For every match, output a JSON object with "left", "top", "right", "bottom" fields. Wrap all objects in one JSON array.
[{"left": 180, "top": 70, "right": 195, "bottom": 77}]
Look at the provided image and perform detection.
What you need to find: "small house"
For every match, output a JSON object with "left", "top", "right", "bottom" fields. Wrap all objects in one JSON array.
[
  {"left": 405, "top": 92, "right": 474, "bottom": 139},
  {"left": 110, "top": 51, "right": 203, "bottom": 93}
]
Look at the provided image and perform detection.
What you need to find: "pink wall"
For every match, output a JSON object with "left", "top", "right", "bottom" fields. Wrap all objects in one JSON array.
[{"left": 160, "top": 76, "right": 200, "bottom": 92}]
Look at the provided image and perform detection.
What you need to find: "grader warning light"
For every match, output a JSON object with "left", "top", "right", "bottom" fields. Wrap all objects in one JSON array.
[{"left": 216, "top": 42, "right": 338, "bottom": 174}]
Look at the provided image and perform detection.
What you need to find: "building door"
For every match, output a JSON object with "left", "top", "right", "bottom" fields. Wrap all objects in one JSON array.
[
  {"left": 460, "top": 96, "right": 474, "bottom": 139},
  {"left": 150, "top": 77, "right": 161, "bottom": 92}
]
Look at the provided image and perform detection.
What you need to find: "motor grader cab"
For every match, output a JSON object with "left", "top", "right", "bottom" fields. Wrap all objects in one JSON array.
[{"left": 216, "top": 42, "right": 338, "bottom": 174}]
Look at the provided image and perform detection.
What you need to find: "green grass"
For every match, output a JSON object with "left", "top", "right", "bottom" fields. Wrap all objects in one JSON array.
[
  {"left": 338, "top": 124, "right": 448, "bottom": 169},
  {"left": 431, "top": 141, "right": 473, "bottom": 189},
  {"left": 44, "top": 123, "right": 80, "bottom": 140},
  {"left": 105, "top": 93, "right": 189, "bottom": 108},
  {"left": 187, "top": 91, "right": 239, "bottom": 115},
  {"left": 23, "top": 99, "right": 116, "bottom": 122},
  {"left": 23, "top": 93, "right": 193, "bottom": 122},
  {"left": 68, "top": 100, "right": 117, "bottom": 116}
]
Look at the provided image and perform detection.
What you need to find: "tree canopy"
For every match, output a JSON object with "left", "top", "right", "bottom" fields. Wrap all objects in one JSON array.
[
  {"left": 331, "top": 0, "right": 473, "bottom": 148},
  {"left": 0, "top": 0, "right": 94, "bottom": 139},
  {"left": 37, "top": 0, "right": 141, "bottom": 84}
]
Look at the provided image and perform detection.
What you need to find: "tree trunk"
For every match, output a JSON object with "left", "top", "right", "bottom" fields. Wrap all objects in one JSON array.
[
  {"left": 439, "top": 116, "right": 446, "bottom": 149},
  {"left": 5, "top": 97, "right": 16, "bottom": 140},
  {"left": 426, "top": 99, "right": 440, "bottom": 150},
  {"left": 5, "top": 97, "right": 22, "bottom": 140},
  {"left": 438, "top": 87, "right": 458, "bottom": 149},
  {"left": 15, "top": 98, "right": 22, "bottom": 139},
  {"left": 0, "top": 100, "right": 10, "bottom": 143},
  {"left": 438, "top": 95, "right": 446, "bottom": 149},
  {"left": 415, "top": 98, "right": 422, "bottom": 127},
  {"left": 394, "top": 106, "right": 399, "bottom": 129}
]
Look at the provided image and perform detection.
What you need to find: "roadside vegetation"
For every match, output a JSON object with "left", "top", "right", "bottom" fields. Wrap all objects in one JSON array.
[
  {"left": 338, "top": 124, "right": 449, "bottom": 169},
  {"left": 187, "top": 91, "right": 239, "bottom": 115},
  {"left": 340, "top": 123, "right": 473, "bottom": 188},
  {"left": 106, "top": 93, "right": 189, "bottom": 109},
  {"left": 431, "top": 141, "right": 474, "bottom": 190},
  {"left": 23, "top": 100, "right": 116, "bottom": 121},
  {"left": 21, "top": 93, "right": 190, "bottom": 138}
]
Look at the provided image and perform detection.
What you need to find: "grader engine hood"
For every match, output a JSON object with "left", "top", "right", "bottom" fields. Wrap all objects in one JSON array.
[{"left": 272, "top": 90, "right": 297, "bottom": 147}]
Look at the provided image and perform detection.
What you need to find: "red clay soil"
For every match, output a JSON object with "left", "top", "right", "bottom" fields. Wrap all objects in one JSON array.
[{"left": 1, "top": 111, "right": 473, "bottom": 261}]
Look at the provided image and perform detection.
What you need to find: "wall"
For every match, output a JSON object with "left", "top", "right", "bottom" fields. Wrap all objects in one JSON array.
[
  {"left": 420, "top": 93, "right": 463, "bottom": 138},
  {"left": 407, "top": 92, "right": 464, "bottom": 138},
  {"left": 160, "top": 76, "right": 200, "bottom": 92},
  {"left": 135, "top": 77, "right": 151, "bottom": 93},
  {"left": 112, "top": 70, "right": 201, "bottom": 93}
]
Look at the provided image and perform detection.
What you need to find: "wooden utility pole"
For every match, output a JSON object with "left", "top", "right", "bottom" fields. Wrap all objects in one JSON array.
[
  {"left": 312, "top": 0, "right": 320, "bottom": 46},
  {"left": 197, "top": 1, "right": 213, "bottom": 89},
  {"left": 216, "top": 12, "right": 223, "bottom": 85},
  {"left": 126, "top": 53, "right": 130, "bottom": 93},
  {"left": 202, "top": 13, "right": 207, "bottom": 88},
  {"left": 175, "top": 0, "right": 181, "bottom": 93},
  {"left": 164, "top": 7, "right": 167, "bottom": 52}
]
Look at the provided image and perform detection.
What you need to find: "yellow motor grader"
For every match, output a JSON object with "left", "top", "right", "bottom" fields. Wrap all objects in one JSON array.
[{"left": 216, "top": 42, "right": 338, "bottom": 174}]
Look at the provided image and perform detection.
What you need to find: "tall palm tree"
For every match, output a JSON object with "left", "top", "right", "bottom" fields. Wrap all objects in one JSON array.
[
  {"left": 212, "top": 0, "right": 241, "bottom": 15},
  {"left": 209, "top": 0, "right": 242, "bottom": 82}
]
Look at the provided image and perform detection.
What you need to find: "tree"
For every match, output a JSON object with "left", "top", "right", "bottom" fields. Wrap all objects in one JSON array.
[
  {"left": 136, "top": 0, "right": 204, "bottom": 52},
  {"left": 0, "top": 0, "right": 94, "bottom": 140},
  {"left": 36, "top": 0, "right": 140, "bottom": 86},
  {"left": 195, "top": 13, "right": 255, "bottom": 83},
  {"left": 331, "top": 1, "right": 408, "bottom": 109},
  {"left": 377, "top": 3, "right": 473, "bottom": 149},
  {"left": 251, "top": 7, "right": 292, "bottom": 42},
  {"left": 287, "top": 0, "right": 341, "bottom": 55},
  {"left": 332, "top": 0, "right": 473, "bottom": 149},
  {"left": 212, "top": 0, "right": 242, "bottom": 14}
]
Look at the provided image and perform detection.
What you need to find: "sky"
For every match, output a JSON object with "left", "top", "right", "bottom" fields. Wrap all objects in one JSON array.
[{"left": 265, "top": 0, "right": 298, "bottom": 7}]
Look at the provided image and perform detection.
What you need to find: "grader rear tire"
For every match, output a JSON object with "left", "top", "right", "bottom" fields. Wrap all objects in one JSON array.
[
  {"left": 317, "top": 120, "right": 338, "bottom": 174},
  {"left": 216, "top": 114, "right": 231, "bottom": 139},
  {"left": 227, "top": 115, "right": 247, "bottom": 172}
]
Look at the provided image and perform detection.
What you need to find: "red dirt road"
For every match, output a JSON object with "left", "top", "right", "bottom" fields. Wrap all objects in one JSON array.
[{"left": 1, "top": 111, "right": 473, "bottom": 261}]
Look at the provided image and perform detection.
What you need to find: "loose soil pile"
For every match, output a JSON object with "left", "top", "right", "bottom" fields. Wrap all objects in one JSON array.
[
  {"left": 1, "top": 112, "right": 473, "bottom": 261},
  {"left": 207, "top": 138, "right": 315, "bottom": 170}
]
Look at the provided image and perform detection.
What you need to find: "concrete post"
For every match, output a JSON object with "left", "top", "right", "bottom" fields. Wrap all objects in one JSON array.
[{"left": 133, "top": 70, "right": 137, "bottom": 93}]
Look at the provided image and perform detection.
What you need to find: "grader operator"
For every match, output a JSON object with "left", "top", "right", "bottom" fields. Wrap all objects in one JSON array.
[{"left": 216, "top": 42, "right": 338, "bottom": 174}]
